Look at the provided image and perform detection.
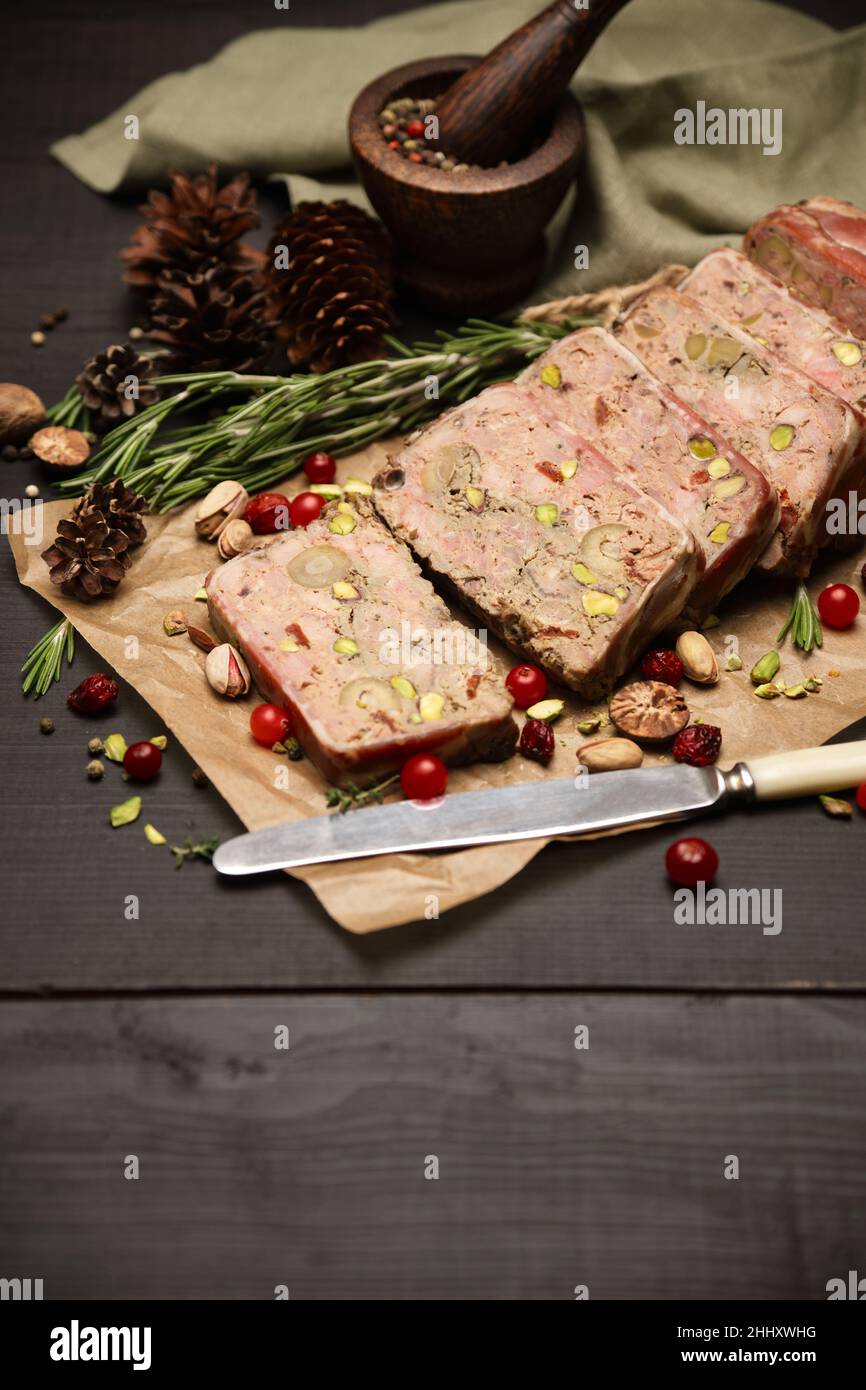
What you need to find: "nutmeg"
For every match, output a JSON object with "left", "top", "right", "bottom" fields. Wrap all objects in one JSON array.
[{"left": 0, "top": 383, "right": 45, "bottom": 445}]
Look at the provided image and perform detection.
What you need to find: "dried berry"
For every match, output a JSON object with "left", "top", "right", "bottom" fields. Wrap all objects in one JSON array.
[
  {"left": 641, "top": 649, "right": 684, "bottom": 686},
  {"left": 610, "top": 681, "right": 689, "bottom": 742},
  {"left": 672, "top": 724, "right": 722, "bottom": 767},
  {"left": 67, "top": 672, "right": 119, "bottom": 714},
  {"left": 519, "top": 717, "right": 555, "bottom": 766}
]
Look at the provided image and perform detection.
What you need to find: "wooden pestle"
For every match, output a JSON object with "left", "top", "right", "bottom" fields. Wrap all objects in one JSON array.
[{"left": 433, "top": 0, "right": 633, "bottom": 168}]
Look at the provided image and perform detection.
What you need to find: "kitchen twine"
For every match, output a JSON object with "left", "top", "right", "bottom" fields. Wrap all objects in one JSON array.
[{"left": 521, "top": 263, "right": 688, "bottom": 325}]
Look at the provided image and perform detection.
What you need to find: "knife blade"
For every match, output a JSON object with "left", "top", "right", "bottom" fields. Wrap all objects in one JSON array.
[
  {"left": 213, "top": 763, "right": 730, "bottom": 875},
  {"left": 212, "top": 738, "right": 866, "bottom": 876}
]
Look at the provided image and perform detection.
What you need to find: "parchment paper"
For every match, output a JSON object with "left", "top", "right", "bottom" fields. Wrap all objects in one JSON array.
[{"left": 11, "top": 448, "right": 866, "bottom": 933}]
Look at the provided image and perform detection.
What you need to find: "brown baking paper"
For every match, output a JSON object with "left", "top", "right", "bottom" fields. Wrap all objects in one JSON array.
[{"left": 11, "top": 453, "right": 866, "bottom": 933}]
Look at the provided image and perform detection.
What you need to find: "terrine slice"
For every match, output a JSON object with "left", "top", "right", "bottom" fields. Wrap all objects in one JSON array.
[
  {"left": 519, "top": 326, "right": 779, "bottom": 615},
  {"left": 206, "top": 497, "right": 517, "bottom": 787},
  {"left": 373, "top": 383, "right": 699, "bottom": 699},
  {"left": 616, "top": 286, "right": 866, "bottom": 576},
  {"left": 744, "top": 198, "right": 866, "bottom": 339},
  {"left": 681, "top": 248, "right": 866, "bottom": 411}
]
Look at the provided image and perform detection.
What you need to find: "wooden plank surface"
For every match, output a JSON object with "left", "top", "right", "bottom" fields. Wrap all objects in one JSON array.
[{"left": 1, "top": 995, "right": 863, "bottom": 1300}]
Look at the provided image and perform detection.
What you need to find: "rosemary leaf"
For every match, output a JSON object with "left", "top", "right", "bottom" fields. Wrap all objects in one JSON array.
[
  {"left": 777, "top": 583, "right": 823, "bottom": 654},
  {"left": 21, "top": 617, "right": 75, "bottom": 698}
]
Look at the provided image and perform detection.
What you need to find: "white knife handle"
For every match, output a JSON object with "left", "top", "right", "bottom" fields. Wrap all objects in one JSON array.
[{"left": 747, "top": 740, "right": 866, "bottom": 801}]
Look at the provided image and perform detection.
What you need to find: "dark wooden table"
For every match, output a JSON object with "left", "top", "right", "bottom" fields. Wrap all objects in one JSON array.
[{"left": 1, "top": 0, "right": 864, "bottom": 1301}]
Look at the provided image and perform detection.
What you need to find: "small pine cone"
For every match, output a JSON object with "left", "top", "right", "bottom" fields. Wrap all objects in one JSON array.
[
  {"left": 42, "top": 512, "right": 132, "bottom": 601},
  {"left": 73, "top": 479, "right": 148, "bottom": 547},
  {"left": 147, "top": 258, "right": 276, "bottom": 372},
  {"left": 121, "top": 163, "right": 262, "bottom": 292},
  {"left": 265, "top": 200, "right": 396, "bottom": 373},
  {"left": 76, "top": 343, "right": 160, "bottom": 435}
]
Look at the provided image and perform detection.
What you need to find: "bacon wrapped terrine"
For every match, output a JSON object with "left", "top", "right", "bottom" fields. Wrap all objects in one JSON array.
[
  {"left": 206, "top": 498, "right": 517, "bottom": 786},
  {"left": 373, "top": 383, "right": 699, "bottom": 698},
  {"left": 744, "top": 197, "right": 866, "bottom": 339},
  {"left": 519, "top": 326, "right": 779, "bottom": 615},
  {"left": 681, "top": 247, "right": 866, "bottom": 411},
  {"left": 617, "top": 286, "right": 866, "bottom": 576}
]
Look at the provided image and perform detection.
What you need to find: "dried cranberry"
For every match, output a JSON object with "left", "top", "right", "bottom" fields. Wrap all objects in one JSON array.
[
  {"left": 519, "top": 717, "right": 555, "bottom": 766},
  {"left": 67, "top": 673, "right": 119, "bottom": 714},
  {"left": 672, "top": 723, "right": 722, "bottom": 766},
  {"left": 641, "top": 649, "right": 684, "bottom": 686}
]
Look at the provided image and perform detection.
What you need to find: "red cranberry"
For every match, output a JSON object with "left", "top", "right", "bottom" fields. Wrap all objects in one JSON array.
[
  {"left": 244, "top": 492, "right": 291, "bottom": 535},
  {"left": 303, "top": 452, "right": 336, "bottom": 485},
  {"left": 250, "top": 704, "right": 293, "bottom": 748},
  {"left": 505, "top": 663, "right": 548, "bottom": 709},
  {"left": 519, "top": 718, "right": 555, "bottom": 766},
  {"left": 289, "top": 492, "right": 326, "bottom": 528},
  {"left": 641, "top": 649, "right": 684, "bottom": 686},
  {"left": 817, "top": 583, "right": 860, "bottom": 630},
  {"left": 665, "top": 837, "right": 719, "bottom": 887},
  {"left": 856, "top": 783, "right": 866, "bottom": 814},
  {"left": 67, "top": 673, "right": 119, "bottom": 714},
  {"left": 123, "top": 740, "right": 162, "bottom": 781},
  {"left": 400, "top": 753, "right": 448, "bottom": 800},
  {"left": 672, "top": 724, "right": 722, "bottom": 767}
]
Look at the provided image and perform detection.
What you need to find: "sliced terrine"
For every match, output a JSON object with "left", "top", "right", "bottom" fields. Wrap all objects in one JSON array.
[
  {"left": 681, "top": 248, "right": 866, "bottom": 410},
  {"left": 616, "top": 286, "right": 866, "bottom": 576},
  {"left": 519, "top": 326, "right": 779, "bottom": 615},
  {"left": 744, "top": 197, "right": 866, "bottom": 338},
  {"left": 373, "top": 383, "right": 699, "bottom": 699},
  {"left": 206, "top": 497, "right": 517, "bottom": 786}
]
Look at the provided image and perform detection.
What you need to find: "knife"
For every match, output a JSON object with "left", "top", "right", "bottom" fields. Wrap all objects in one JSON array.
[{"left": 213, "top": 739, "right": 866, "bottom": 876}]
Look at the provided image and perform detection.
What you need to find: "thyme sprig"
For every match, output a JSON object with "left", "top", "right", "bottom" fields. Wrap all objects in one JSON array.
[
  {"left": 55, "top": 317, "right": 594, "bottom": 512},
  {"left": 21, "top": 617, "right": 75, "bottom": 697},
  {"left": 777, "top": 582, "right": 823, "bottom": 653},
  {"left": 325, "top": 774, "right": 400, "bottom": 813},
  {"left": 170, "top": 836, "right": 220, "bottom": 868}
]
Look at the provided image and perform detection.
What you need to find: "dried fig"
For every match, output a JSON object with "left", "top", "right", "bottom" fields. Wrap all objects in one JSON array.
[{"left": 609, "top": 680, "right": 689, "bottom": 742}]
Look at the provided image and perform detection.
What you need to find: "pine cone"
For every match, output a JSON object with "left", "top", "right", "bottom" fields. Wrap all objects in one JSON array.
[
  {"left": 42, "top": 513, "right": 132, "bottom": 601},
  {"left": 76, "top": 343, "right": 160, "bottom": 435},
  {"left": 121, "top": 164, "right": 261, "bottom": 292},
  {"left": 265, "top": 201, "right": 396, "bottom": 373},
  {"left": 147, "top": 258, "right": 276, "bottom": 372},
  {"left": 73, "top": 479, "right": 148, "bottom": 548}
]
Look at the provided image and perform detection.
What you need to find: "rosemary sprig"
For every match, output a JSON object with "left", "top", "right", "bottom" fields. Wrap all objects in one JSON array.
[
  {"left": 55, "top": 317, "right": 595, "bottom": 511},
  {"left": 21, "top": 617, "right": 75, "bottom": 697},
  {"left": 325, "top": 774, "right": 400, "bottom": 813},
  {"left": 170, "top": 836, "right": 220, "bottom": 868},
  {"left": 777, "top": 582, "right": 823, "bottom": 653}
]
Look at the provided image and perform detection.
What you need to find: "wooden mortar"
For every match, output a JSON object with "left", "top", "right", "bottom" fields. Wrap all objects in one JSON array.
[{"left": 349, "top": 55, "right": 584, "bottom": 316}]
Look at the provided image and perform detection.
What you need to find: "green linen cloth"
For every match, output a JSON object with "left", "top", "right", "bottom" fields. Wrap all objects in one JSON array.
[{"left": 51, "top": 0, "right": 866, "bottom": 297}]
